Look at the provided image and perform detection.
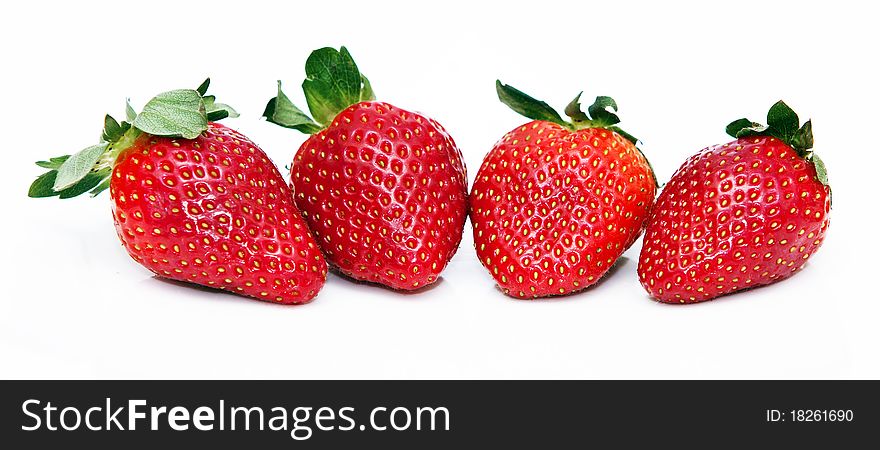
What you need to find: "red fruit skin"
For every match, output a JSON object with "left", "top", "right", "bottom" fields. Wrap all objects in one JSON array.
[
  {"left": 638, "top": 136, "right": 831, "bottom": 304},
  {"left": 470, "top": 121, "right": 657, "bottom": 298},
  {"left": 109, "top": 123, "right": 327, "bottom": 304},
  {"left": 290, "top": 101, "right": 468, "bottom": 290}
]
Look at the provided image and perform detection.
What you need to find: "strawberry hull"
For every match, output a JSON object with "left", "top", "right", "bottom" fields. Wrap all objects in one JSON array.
[
  {"left": 638, "top": 136, "right": 831, "bottom": 304},
  {"left": 110, "top": 123, "right": 327, "bottom": 304},
  {"left": 289, "top": 102, "right": 468, "bottom": 291}
]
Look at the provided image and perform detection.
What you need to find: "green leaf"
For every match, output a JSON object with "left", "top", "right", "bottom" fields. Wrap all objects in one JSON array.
[
  {"left": 125, "top": 98, "right": 137, "bottom": 122},
  {"left": 211, "top": 105, "right": 239, "bottom": 120},
  {"left": 766, "top": 100, "right": 799, "bottom": 142},
  {"left": 206, "top": 109, "right": 229, "bottom": 122},
  {"left": 103, "top": 115, "right": 121, "bottom": 141},
  {"left": 28, "top": 171, "right": 60, "bottom": 198},
  {"left": 214, "top": 103, "right": 239, "bottom": 117},
  {"left": 791, "top": 120, "right": 813, "bottom": 152},
  {"left": 726, "top": 118, "right": 758, "bottom": 138},
  {"left": 196, "top": 78, "right": 211, "bottom": 96},
  {"left": 203, "top": 95, "right": 240, "bottom": 122},
  {"left": 810, "top": 152, "right": 829, "bottom": 186},
  {"left": 564, "top": 92, "right": 590, "bottom": 123},
  {"left": 360, "top": 74, "right": 375, "bottom": 102},
  {"left": 120, "top": 121, "right": 132, "bottom": 138},
  {"left": 495, "top": 80, "right": 566, "bottom": 126},
  {"left": 735, "top": 123, "right": 769, "bottom": 138},
  {"left": 133, "top": 89, "right": 207, "bottom": 139},
  {"left": 58, "top": 169, "right": 111, "bottom": 199},
  {"left": 35, "top": 155, "right": 70, "bottom": 170},
  {"left": 726, "top": 102, "right": 816, "bottom": 159},
  {"left": 302, "top": 46, "right": 368, "bottom": 126},
  {"left": 587, "top": 96, "right": 620, "bottom": 127},
  {"left": 30, "top": 163, "right": 112, "bottom": 199},
  {"left": 89, "top": 175, "right": 112, "bottom": 197},
  {"left": 101, "top": 114, "right": 131, "bottom": 143},
  {"left": 53, "top": 143, "right": 109, "bottom": 191},
  {"left": 198, "top": 81, "right": 238, "bottom": 123},
  {"left": 263, "top": 81, "right": 322, "bottom": 134}
]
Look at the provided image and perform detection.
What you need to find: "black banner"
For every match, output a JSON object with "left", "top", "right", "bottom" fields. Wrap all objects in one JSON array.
[{"left": 1, "top": 381, "right": 876, "bottom": 447}]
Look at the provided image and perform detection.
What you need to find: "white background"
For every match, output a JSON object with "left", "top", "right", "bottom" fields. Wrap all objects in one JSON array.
[{"left": 1, "top": 0, "right": 878, "bottom": 379}]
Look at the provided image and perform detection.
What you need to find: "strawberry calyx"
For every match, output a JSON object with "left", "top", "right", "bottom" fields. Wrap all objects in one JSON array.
[
  {"left": 263, "top": 46, "right": 375, "bottom": 134},
  {"left": 726, "top": 100, "right": 828, "bottom": 186},
  {"left": 495, "top": 80, "right": 639, "bottom": 143},
  {"left": 28, "top": 79, "right": 238, "bottom": 199},
  {"left": 495, "top": 80, "right": 657, "bottom": 187}
]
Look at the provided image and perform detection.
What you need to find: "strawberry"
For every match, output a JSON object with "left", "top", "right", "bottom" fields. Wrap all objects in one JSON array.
[
  {"left": 638, "top": 101, "right": 830, "bottom": 303},
  {"left": 263, "top": 47, "right": 468, "bottom": 290},
  {"left": 470, "top": 82, "right": 657, "bottom": 298},
  {"left": 28, "top": 79, "right": 327, "bottom": 304}
]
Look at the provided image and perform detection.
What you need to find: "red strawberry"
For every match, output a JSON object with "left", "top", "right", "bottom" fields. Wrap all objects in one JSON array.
[
  {"left": 264, "top": 47, "right": 468, "bottom": 290},
  {"left": 29, "top": 79, "right": 327, "bottom": 304},
  {"left": 638, "top": 101, "right": 830, "bottom": 303},
  {"left": 470, "top": 82, "right": 657, "bottom": 298}
]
